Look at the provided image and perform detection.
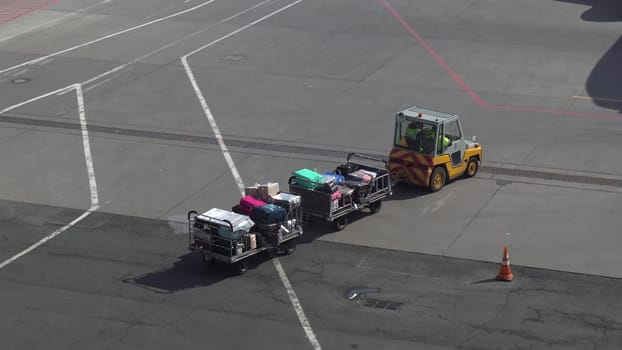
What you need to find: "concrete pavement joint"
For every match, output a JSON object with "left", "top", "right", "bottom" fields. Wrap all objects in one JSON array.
[{"left": 3, "top": 113, "right": 622, "bottom": 188}]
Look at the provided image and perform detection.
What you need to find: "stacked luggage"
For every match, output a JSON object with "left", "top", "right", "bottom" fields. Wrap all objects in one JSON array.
[
  {"left": 288, "top": 153, "right": 392, "bottom": 230},
  {"left": 191, "top": 208, "right": 256, "bottom": 256},
  {"left": 233, "top": 181, "right": 302, "bottom": 242},
  {"left": 290, "top": 167, "right": 379, "bottom": 209}
]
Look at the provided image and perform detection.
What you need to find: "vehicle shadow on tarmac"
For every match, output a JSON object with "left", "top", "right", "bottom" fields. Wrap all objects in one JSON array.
[
  {"left": 121, "top": 253, "right": 244, "bottom": 293},
  {"left": 556, "top": 0, "right": 622, "bottom": 112},
  {"left": 386, "top": 182, "right": 429, "bottom": 201}
]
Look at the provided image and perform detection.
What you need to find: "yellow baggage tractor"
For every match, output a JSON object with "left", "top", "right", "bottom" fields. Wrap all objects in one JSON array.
[{"left": 389, "top": 106, "right": 483, "bottom": 192}]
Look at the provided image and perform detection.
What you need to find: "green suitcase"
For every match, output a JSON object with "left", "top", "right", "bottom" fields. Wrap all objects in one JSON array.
[{"left": 292, "top": 168, "right": 323, "bottom": 189}]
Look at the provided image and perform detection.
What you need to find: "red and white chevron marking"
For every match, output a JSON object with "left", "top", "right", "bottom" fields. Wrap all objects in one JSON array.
[{"left": 0, "top": 0, "right": 59, "bottom": 25}]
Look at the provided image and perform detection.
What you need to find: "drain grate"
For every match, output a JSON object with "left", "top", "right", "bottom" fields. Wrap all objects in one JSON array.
[{"left": 363, "top": 298, "right": 403, "bottom": 311}]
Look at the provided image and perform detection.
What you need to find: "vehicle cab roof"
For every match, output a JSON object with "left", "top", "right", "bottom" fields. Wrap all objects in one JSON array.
[{"left": 397, "top": 106, "right": 458, "bottom": 123}]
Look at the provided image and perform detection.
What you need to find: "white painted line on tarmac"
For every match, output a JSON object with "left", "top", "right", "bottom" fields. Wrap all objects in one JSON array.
[
  {"left": 81, "top": 0, "right": 273, "bottom": 89},
  {"left": 0, "top": 210, "right": 95, "bottom": 270},
  {"left": 182, "top": 2, "right": 320, "bottom": 348},
  {"left": 8, "top": 68, "right": 28, "bottom": 76},
  {"left": 217, "top": 0, "right": 273, "bottom": 23},
  {"left": 273, "top": 258, "right": 323, "bottom": 350},
  {"left": 183, "top": 0, "right": 302, "bottom": 58},
  {"left": 75, "top": 83, "right": 100, "bottom": 209},
  {"left": 181, "top": 59, "right": 245, "bottom": 192},
  {"left": 0, "top": 0, "right": 216, "bottom": 75},
  {"left": 0, "top": 85, "right": 74, "bottom": 113},
  {"left": 0, "top": 84, "right": 100, "bottom": 270}
]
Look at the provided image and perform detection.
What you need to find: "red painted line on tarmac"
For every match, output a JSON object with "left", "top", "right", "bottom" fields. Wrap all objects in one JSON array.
[
  {"left": 380, "top": 0, "right": 622, "bottom": 120},
  {"left": 379, "top": 0, "right": 485, "bottom": 108},
  {"left": 0, "top": 0, "right": 60, "bottom": 25}
]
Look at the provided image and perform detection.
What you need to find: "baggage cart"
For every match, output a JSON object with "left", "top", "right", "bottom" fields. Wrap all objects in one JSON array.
[
  {"left": 187, "top": 205, "right": 303, "bottom": 275},
  {"left": 289, "top": 153, "right": 392, "bottom": 231}
]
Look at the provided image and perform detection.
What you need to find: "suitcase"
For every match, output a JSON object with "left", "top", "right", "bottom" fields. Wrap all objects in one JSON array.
[
  {"left": 347, "top": 170, "right": 373, "bottom": 184},
  {"left": 322, "top": 172, "right": 345, "bottom": 185},
  {"left": 270, "top": 192, "right": 301, "bottom": 210},
  {"left": 292, "top": 168, "right": 323, "bottom": 189},
  {"left": 252, "top": 204, "right": 287, "bottom": 225},
  {"left": 343, "top": 180, "right": 370, "bottom": 204},
  {"left": 239, "top": 195, "right": 267, "bottom": 217},
  {"left": 358, "top": 169, "right": 377, "bottom": 179},
  {"left": 197, "top": 208, "right": 255, "bottom": 240},
  {"left": 338, "top": 185, "right": 354, "bottom": 206},
  {"left": 315, "top": 180, "right": 338, "bottom": 194},
  {"left": 335, "top": 163, "right": 356, "bottom": 176}
]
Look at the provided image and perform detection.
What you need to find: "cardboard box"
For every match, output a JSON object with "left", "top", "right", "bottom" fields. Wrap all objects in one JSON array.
[
  {"left": 248, "top": 233, "right": 257, "bottom": 250},
  {"left": 257, "top": 182, "right": 280, "bottom": 200},
  {"left": 244, "top": 185, "right": 258, "bottom": 197}
]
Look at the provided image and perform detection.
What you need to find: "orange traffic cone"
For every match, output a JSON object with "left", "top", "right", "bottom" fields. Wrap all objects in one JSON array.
[{"left": 496, "top": 246, "right": 514, "bottom": 281}]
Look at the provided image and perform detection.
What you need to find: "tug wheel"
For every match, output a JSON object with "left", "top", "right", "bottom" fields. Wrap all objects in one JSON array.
[
  {"left": 428, "top": 167, "right": 446, "bottom": 192},
  {"left": 464, "top": 157, "right": 479, "bottom": 178}
]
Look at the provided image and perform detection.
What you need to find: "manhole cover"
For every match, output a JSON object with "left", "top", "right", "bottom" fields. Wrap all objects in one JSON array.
[{"left": 11, "top": 78, "right": 29, "bottom": 84}]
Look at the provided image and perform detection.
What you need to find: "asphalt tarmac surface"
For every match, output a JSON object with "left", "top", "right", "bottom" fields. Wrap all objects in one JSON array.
[{"left": 1, "top": 0, "right": 621, "bottom": 349}]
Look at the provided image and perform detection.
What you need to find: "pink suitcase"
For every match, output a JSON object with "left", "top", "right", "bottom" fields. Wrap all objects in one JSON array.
[{"left": 239, "top": 195, "right": 267, "bottom": 216}]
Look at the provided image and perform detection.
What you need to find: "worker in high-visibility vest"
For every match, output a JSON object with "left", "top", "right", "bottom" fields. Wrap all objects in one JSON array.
[
  {"left": 398, "top": 122, "right": 423, "bottom": 149},
  {"left": 438, "top": 134, "right": 450, "bottom": 153},
  {"left": 419, "top": 127, "right": 450, "bottom": 154}
]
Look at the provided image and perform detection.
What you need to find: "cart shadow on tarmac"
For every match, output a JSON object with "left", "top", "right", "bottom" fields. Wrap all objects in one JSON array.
[
  {"left": 295, "top": 183, "right": 429, "bottom": 244},
  {"left": 121, "top": 252, "right": 246, "bottom": 293}
]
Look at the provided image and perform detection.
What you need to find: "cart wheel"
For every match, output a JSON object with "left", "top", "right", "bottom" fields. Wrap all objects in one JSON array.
[
  {"left": 282, "top": 239, "right": 297, "bottom": 255},
  {"left": 428, "top": 166, "right": 446, "bottom": 193},
  {"left": 202, "top": 254, "right": 215, "bottom": 265},
  {"left": 369, "top": 200, "right": 382, "bottom": 214},
  {"left": 335, "top": 217, "right": 348, "bottom": 231},
  {"left": 464, "top": 157, "right": 479, "bottom": 178},
  {"left": 235, "top": 261, "right": 248, "bottom": 275}
]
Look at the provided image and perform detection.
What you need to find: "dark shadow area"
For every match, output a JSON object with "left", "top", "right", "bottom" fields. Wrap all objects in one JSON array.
[
  {"left": 386, "top": 182, "right": 429, "bottom": 201},
  {"left": 585, "top": 36, "right": 622, "bottom": 112},
  {"left": 297, "top": 210, "right": 376, "bottom": 244},
  {"left": 557, "top": 0, "right": 622, "bottom": 22},
  {"left": 122, "top": 252, "right": 251, "bottom": 293},
  {"left": 556, "top": 0, "right": 622, "bottom": 112},
  {"left": 472, "top": 278, "right": 504, "bottom": 284}
]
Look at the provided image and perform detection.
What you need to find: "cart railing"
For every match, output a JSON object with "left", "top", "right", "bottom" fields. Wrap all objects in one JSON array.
[
  {"left": 188, "top": 210, "right": 242, "bottom": 259},
  {"left": 346, "top": 152, "right": 389, "bottom": 170},
  {"left": 289, "top": 159, "right": 392, "bottom": 221},
  {"left": 188, "top": 206, "right": 303, "bottom": 262}
]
